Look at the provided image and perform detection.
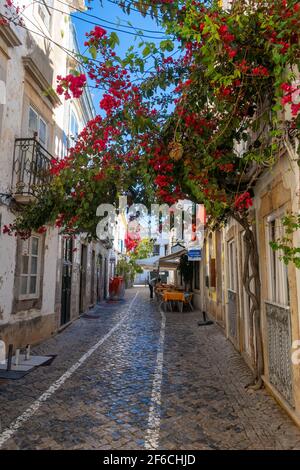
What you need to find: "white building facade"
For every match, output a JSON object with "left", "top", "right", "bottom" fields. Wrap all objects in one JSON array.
[{"left": 0, "top": 1, "right": 113, "bottom": 349}]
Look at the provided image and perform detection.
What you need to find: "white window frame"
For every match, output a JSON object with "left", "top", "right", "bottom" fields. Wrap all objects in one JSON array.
[
  {"left": 19, "top": 235, "right": 42, "bottom": 300},
  {"left": 28, "top": 105, "right": 48, "bottom": 149},
  {"left": 36, "top": 0, "right": 52, "bottom": 32},
  {"left": 153, "top": 244, "right": 160, "bottom": 256},
  {"left": 69, "top": 109, "right": 79, "bottom": 141},
  {"left": 266, "top": 211, "right": 289, "bottom": 306},
  {"left": 228, "top": 239, "right": 236, "bottom": 292}
]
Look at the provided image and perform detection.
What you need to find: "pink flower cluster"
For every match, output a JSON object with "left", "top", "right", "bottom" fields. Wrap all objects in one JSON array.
[
  {"left": 56, "top": 73, "right": 87, "bottom": 100},
  {"left": 281, "top": 82, "right": 300, "bottom": 117},
  {"left": 234, "top": 192, "right": 253, "bottom": 212}
]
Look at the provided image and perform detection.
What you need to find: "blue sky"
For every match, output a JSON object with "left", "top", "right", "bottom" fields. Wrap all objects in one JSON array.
[
  {"left": 71, "top": 0, "right": 169, "bottom": 110},
  {"left": 72, "top": 0, "right": 167, "bottom": 55}
]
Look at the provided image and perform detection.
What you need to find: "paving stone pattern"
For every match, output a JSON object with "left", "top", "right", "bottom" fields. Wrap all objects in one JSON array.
[{"left": 1, "top": 288, "right": 300, "bottom": 450}]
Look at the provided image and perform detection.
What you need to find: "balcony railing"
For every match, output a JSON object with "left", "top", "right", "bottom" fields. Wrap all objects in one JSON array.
[{"left": 12, "top": 138, "right": 53, "bottom": 198}]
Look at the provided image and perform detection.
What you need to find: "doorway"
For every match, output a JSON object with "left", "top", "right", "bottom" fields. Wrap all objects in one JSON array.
[
  {"left": 97, "top": 254, "right": 103, "bottom": 302},
  {"left": 103, "top": 257, "right": 108, "bottom": 299},
  {"left": 79, "top": 245, "right": 87, "bottom": 314},
  {"left": 90, "top": 250, "right": 95, "bottom": 305},
  {"left": 61, "top": 238, "right": 73, "bottom": 326}
]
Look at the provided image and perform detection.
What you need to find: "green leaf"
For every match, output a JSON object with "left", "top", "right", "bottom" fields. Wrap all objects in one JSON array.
[
  {"left": 142, "top": 45, "right": 151, "bottom": 57},
  {"left": 89, "top": 45, "right": 97, "bottom": 60},
  {"left": 160, "top": 40, "right": 174, "bottom": 52},
  {"left": 109, "top": 32, "right": 120, "bottom": 49}
]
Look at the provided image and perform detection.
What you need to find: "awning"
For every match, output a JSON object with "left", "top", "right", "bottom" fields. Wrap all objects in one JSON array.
[
  {"left": 158, "top": 248, "right": 187, "bottom": 270},
  {"left": 136, "top": 255, "right": 160, "bottom": 270},
  {"left": 136, "top": 248, "right": 187, "bottom": 272}
]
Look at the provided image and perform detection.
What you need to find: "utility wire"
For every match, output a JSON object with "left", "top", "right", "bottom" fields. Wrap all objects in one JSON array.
[
  {"left": 2, "top": 11, "right": 104, "bottom": 89},
  {"left": 48, "top": 0, "right": 167, "bottom": 34},
  {"left": 33, "top": 0, "right": 169, "bottom": 39},
  {"left": 21, "top": 11, "right": 106, "bottom": 92},
  {"left": 105, "top": 0, "right": 164, "bottom": 20},
  {"left": 2, "top": 10, "right": 168, "bottom": 94},
  {"left": 3, "top": 11, "right": 157, "bottom": 76},
  {"left": 3, "top": 7, "right": 179, "bottom": 101}
]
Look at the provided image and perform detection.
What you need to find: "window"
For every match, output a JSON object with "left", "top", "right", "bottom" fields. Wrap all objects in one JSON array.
[
  {"left": 37, "top": 0, "right": 52, "bottom": 31},
  {"left": 153, "top": 244, "right": 160, "bottom": 256},
  {"left": 194, "top": 261, "right": 200, "bottom": 290},
  {"left": 19, "top": 236, "right": 41, "bottom": 299},
  {"left": 267, "top": 216, "right": 289, "bottom": 306},
  {"left": 29, "top": 106, "right": 48, "bottom": 148},
  {"left": 69, "top": 110, "right": 79, "bottom": 142},
  {"left": 62, "top": 131, "right": 68, "bottom": 158},
  {"left": 228, "top": 240, "right": 236, "bottom": 291},
  {"left": 208, "top": 233, "right": 216, "bottom": 288}
]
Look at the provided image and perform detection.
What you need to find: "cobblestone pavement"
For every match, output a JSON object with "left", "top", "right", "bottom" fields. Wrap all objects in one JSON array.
[{"left": 1, "top": 287, "right": 300, "bottom": 450}]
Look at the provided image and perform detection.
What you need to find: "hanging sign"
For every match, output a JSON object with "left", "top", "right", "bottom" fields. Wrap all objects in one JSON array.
[{"left": 188, "top": 248, "right": 202, "bottom": 261}]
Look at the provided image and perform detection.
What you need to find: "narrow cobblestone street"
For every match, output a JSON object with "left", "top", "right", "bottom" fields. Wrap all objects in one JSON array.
[{"left": 1, "top": 287, "right": 300, "bottom": 450}]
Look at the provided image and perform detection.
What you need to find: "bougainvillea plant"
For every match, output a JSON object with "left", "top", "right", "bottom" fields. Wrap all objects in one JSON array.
[
  {"left": 4, "top": 0, "right": 299, "bottom": 237},
  {"left": 2, "top": 0, "right": 300, "bottom": 384},
  {"left": 116, "top": 238, "right": 154, "bottom": 284}
]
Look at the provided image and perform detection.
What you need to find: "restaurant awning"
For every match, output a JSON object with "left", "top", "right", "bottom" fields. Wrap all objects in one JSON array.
[
  {"left": 158, "top": 248, "right": 187, "bottom": 270},
  {"left": 136, "top": 248, "right": 187, "bottom": 272},
  {"left": 136, "top": 255, "right": 160, "bottom": 270}
]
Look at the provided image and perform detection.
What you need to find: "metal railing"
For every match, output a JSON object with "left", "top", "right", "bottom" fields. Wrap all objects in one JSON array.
[
  {"left": 12, "top": 138, "right": 53, "bottom": 196},
  {"left": 265, "top": 300, "right": 294, "bottom": 406},
  {"left": 228, "top": 289, "right": 237, "bottom": 342}
]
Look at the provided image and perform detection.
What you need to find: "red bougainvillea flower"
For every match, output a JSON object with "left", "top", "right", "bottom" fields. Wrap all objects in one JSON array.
[
  {"left": 2, "top": 224, "right": 12, "bottom": 235},
  {"left": 84, "top": 26, "right": 107, "bottom": 47},
  {"left": 234, "top": 192, "right": 253, "bottom": 211},
  {"left": 56, "top": 73, "right": 87, "bottom": 100},
  {"left": 228, "top": 48, "right": 237, "bottom": 58},
  {"left": 236, "top": 59, "right": 249, "bottom": 73},
  {"left": 282, "top": 94, "right": 293, "bottom": 105},
  {"left": 252, "top": 66, "right": 269, "bottom": 77},
  {"left": 90, "top": 26, "right": 106, "bottom": 40},
  {"left": 100, "top": 94, "right": 121, "bottom": 115},
  {"left": 219, "top": 163, "right": 234, "bottom": 173},
  {"left": 55, "top": 214, "right": 65, "bottom": 228},
  {"left": 281, "top": 82, "right": 295, "bottom": 93},
  {"left": 219, "top": 86, "right": 232, "bottom": 98},
  {"left": 124, "top": 232, "right": 140, "bottom": 252},
  {"left": 291, "top": 103, "right": 300, "bottom": 116},
  {"left": 280, "top": 83, "right": 300, "bottom": 117},
  {"left": 49, "top": 158, "right": 70, "bottom": 176},
  {"left": 219, "top": 24, "right": 228, "bottom": 35}
]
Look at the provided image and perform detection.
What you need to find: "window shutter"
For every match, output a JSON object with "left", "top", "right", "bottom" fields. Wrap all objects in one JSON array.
[{"left": 209, "top": 258, "right": 216, "bottom": 288}]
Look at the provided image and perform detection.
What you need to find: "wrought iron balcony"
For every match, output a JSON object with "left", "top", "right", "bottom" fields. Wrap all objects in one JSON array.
[{"left": 12, "top": 138, "right": 53, "bottom": 201}]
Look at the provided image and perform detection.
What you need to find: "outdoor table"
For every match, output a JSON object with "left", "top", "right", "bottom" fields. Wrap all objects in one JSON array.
[
  {"left": 162, "top": 291, "right": 185, "bottom": 312},
  {"left": 161, "top": 291, "right": 194, "bottom": 312},
  {"left": 154, "top": 285, "right": 174, "bottom": 298},
  {"left": 163, "top": 291, "right": 185, "bottom": 302}
]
